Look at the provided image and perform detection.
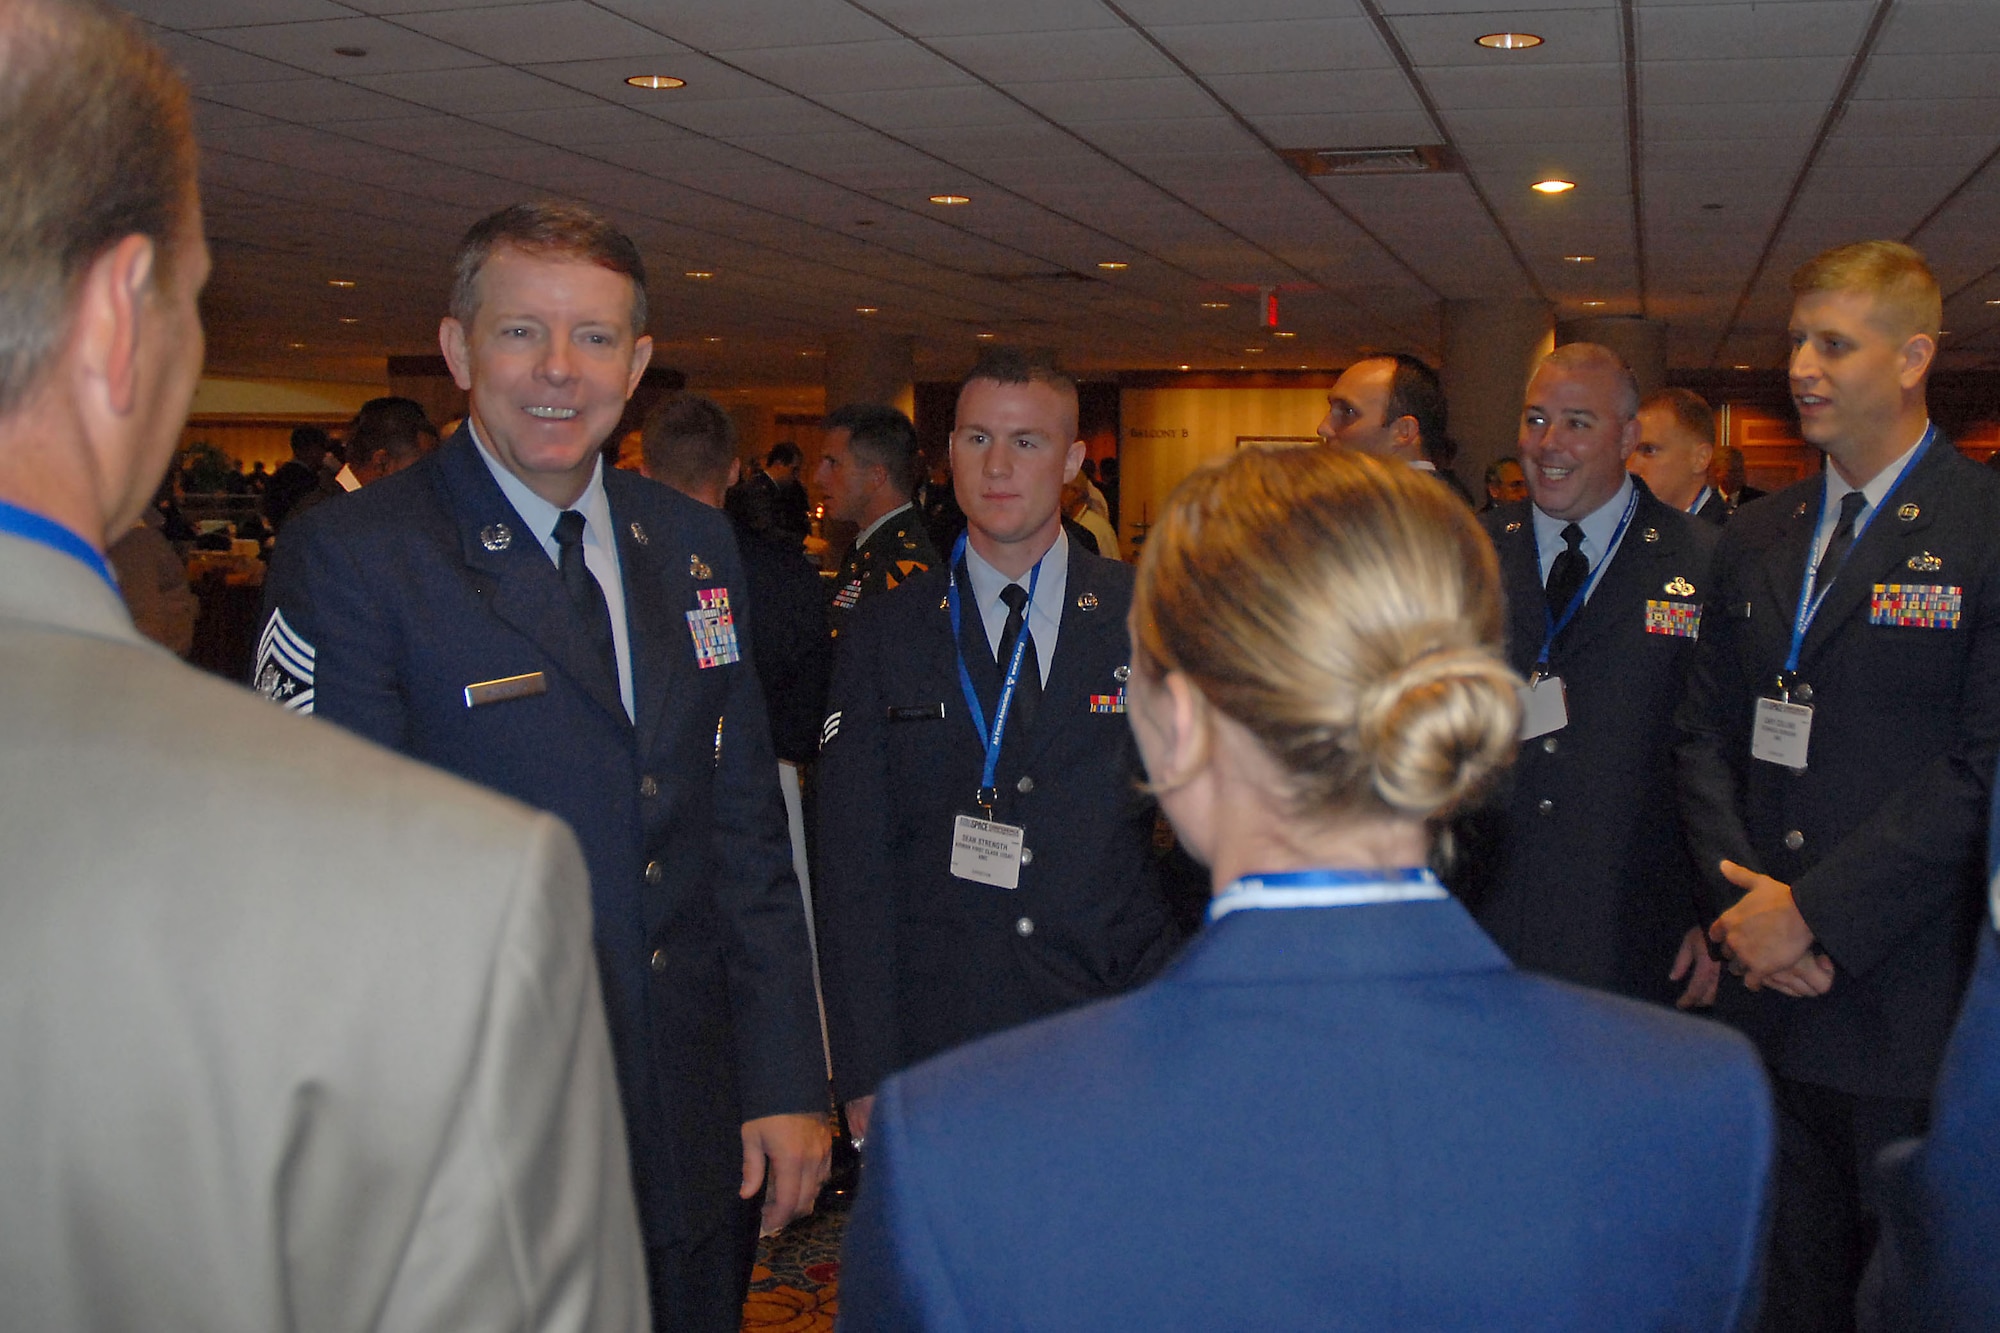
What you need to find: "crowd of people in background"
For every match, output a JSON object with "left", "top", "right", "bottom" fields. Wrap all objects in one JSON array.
[{"left": 9, "top": 3, "right": 2000, "bottom": 1332}]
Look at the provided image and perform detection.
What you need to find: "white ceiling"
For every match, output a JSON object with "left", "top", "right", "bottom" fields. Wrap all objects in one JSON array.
[{"left": 121, "top": 0, "right": 2000, "bottom": 388}]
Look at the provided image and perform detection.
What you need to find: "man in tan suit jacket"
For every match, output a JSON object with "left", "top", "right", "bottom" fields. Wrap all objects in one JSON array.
[{"left": 0, "top": 3, "right": 647, "bottom": 1327}]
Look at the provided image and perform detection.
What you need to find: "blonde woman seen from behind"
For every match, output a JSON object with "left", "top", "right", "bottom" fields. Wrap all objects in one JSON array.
[{"left": 838, "top": 448, "right": 1777, "bottom": 1332}]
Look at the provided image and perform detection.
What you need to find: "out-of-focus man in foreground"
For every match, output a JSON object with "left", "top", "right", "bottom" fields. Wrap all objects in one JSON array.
[{"left": 0, "top": 3, "right": 646, "bottom": 1328}]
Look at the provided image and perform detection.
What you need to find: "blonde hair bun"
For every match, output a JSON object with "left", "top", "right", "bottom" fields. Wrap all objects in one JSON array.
[{"left": 1355, "top": 643, "right": 1521, "bottom": 821}]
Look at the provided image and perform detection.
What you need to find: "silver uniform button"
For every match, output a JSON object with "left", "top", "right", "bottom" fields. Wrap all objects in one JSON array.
[
  {"left": 644, "top": 860, "right": 664, "bottom": 885},
  {"left": 650, "top": 948, "right": 667, "bottom": 972},
  {"left": 1015, "top": 916, "right": 1034, "bottom": 936},
  {"left": 639, "top": 774, "right": 660, "bottom": 798},
  {"left": 1020, "top": 847, "right": 1034, "bottom": 865},
  {"left": 1537, "top": 798, "right": 1555, "bottom": 814},
  {"left": 1784, "top": 829, "right": 1805, "bottom": 851},
  {"left": 1541, "top": 737, "right": 1559, "bottom": 754},
  {"left": 1016, "top": 774, "right": 1035, "bottom": 794}
]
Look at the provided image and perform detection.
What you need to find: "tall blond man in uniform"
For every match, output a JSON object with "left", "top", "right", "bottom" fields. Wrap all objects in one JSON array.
[
  {"left": 1677, "top": 241, "right": 2000, "bottom": 1331},
  {"left": 0, "top": 3, "right": 646, "bottom": 1327}
]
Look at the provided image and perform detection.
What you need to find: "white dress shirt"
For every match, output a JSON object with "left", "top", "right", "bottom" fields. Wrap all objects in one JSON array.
[
  {"left": 1533, "top": 474, "right": 1637, "bottom": 599},
  {"left": 470, "top": 423, "right": 634, "bottom": 720},
  {"left": 962, "top": 528, "right": 1068, "bottom": 688}
]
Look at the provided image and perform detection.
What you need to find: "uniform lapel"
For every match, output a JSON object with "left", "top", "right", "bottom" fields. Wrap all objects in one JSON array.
[
  {"left": 1014, "top": 541, "right": 1108, "bottom": 772},
  {"left": 436, "top": 433, "right": 627, "bottom": 727},
  {"left": 609, "top": 476, "right": 689, "bottom": 757},
  {"left": 1798, "top": 446, "right": 1946, "bottom": 670},
  {"left": 1490, "top": 507, "right": 1547, "bottom": 677},
  {"left": 1555, "top": 492, "right": 1679, "bottom": 665}
]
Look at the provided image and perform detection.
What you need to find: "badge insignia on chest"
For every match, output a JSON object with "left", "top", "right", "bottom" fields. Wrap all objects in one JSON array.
[
  {"left": 479, "top": 523, "right": 512, "bottom": 552},
  {"left": 1871, "top": 583, "right": 1962, "bottom": 629},
  {"left": 1908, "top": 551, "right": 1943, "bottom": 573},
  {"left": 687, "top": 586, "right": 742, "bottom": 667},
  {"left": 1664, "top": 576, "right": 1696, "bottom": 597},
  {"left": 1090, "top": 690, "right": 1126, "bottom": 714},
  {"left": 1076, "top": 592, "right": 1099, "bottom": 610},
  {"left": 630, "top": 522, "right": 649, "bottom": 546},
  {"left": 1644, "top": 600, "right": 1702, "bottom": 639},
  {"left": 689, "top": 553, "right": 712, "bottom": 579}
]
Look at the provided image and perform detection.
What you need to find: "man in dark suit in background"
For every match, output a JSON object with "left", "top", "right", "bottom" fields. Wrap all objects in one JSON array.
[
  {"left": 815, "top": 348, "right": 1183, "bottom": 1150},
  {"left": 1633, "top": 386, "right": 1735, "bottom": 524},
  {"left": 1677, "top": 240, "right": 2000, "bottom": 1331},
  {"left": 1463, "top": 343, "right": 1720, "bottom": 1009},
  {"left": 257, "top": 201, "right": 829, "bottom": 1333}
]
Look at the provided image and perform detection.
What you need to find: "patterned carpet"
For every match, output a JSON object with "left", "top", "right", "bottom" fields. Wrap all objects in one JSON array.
[{"left": 741, "top": 1204, "right": 846, "bottom": 1331}]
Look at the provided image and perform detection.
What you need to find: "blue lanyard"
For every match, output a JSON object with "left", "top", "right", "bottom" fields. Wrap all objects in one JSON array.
[
  {"left": 1209, "top": 867, "right": 1446, "bottom": 921},
  {"left": 946, "top": 532, "right": 1045, "bottom": 808},
  {"left": 1782, "top": 425, "right": 1933, "bottom": 675},
  {"left": 1688, "top": 486, "right": 1714, "bottom": 515},
  {"left": 1531, "top": 483, "right": 1640, "bottom": 672},
  {"left": 0, "top": 498, "right": 117, "bottom": 595}
]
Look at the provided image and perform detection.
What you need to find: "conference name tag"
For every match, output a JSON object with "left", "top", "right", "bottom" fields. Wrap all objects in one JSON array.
[
  {"left": 1752, "top": 696, "right": 1813, "bottom": 769},
  {"left": 951, "top": 814, "right": 1023, "bottom": 889},
  {"left": 1517, "top": 675, "right": 1568, "bottom": 741}
]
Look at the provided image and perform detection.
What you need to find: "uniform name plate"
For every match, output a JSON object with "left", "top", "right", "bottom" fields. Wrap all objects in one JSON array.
[
  {"left": 951, "top": 814, "right": 1024, "bottom": 889},
  {"left": 463, "top": 671, "right": 548, "bottom": 708}
]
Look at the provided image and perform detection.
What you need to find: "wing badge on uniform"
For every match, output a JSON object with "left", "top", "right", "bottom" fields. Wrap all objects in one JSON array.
[{"left": 253, "top": 607, "right": 316, "bottom": 713}]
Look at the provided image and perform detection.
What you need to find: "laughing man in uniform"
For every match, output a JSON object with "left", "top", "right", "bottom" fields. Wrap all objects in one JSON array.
[{"left": 256, "top": 201, "right": 829, "bottom": 1333}]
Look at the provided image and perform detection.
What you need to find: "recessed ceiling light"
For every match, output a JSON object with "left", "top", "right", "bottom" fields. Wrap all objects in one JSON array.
[
  {"left": 1476, "top": 31, "right": 1543, "bottom": 49},
  {"left": 1733, "top": 364, "right": 1752, "bottom": 370},
  {"left": 333, "top": 46, "right": 367, "bottom": 58},
  {"left": 1200, "top": 301, "right": 1230, "bottom": 310},
  {"left": 975, "top": 332, "right": 997, "bottom": 340},
  {"left": 338, "top": 317, "right": 359, "bottom": 324},
  {"left": 928, "top": 194, "right": 971, "bottom": 205},
  {"left": 1096, "top": 261, "right": 1129, "bottom": 271},
  {"left": 1274, "top": 330, "right": 1296, "bottom": 338},
  {"left": 1582, "top": 300, "right": 1605, "bottom": 307},
  {"left": 328, "top": 278, "right": 356, "bottom": 288},
  {"left": 1245, "top": 347, "right": 1265, "bottom": 354},
  {"left": 625, "top": 74, "right": 686, "bottom": 89},
  {"left": 702, "top": 336, "right": 721, "bottom": 343},
  {"left": 1562, "top": 255, "right": 1595, "bottom": 264},
  {"left": 288, "top": 342, "right": 306, "bottom": 350},
  {"left": 1532, "top": 179, "right": 1576, "bottom": 195},
  {"left": 684, "top": 270, "right": 714, "bottom": 279},
  {"left": 855, "top": 306, "right": 879, "bottom": 315},
  {"left": 1986, "top": 299, "right": 2000, "bottom": 306},
  {"left": 1178, "top": 364, "right": 1191, "bottom": 371}
]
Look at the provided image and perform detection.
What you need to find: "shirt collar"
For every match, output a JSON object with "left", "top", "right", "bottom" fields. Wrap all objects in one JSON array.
[
  {"left": 1687, "top": 485, "right": 1713, "bottom": 515},
  {"left": 854, "top": 499, "right": 915, "bottom": 551},
  {"left": 468, "top": 419, "right": 612, "bottom": 560},
  {"left": 964, "top": 525, "right": 1068, "bottom": 611},
  {"left": 1824, "top": 424, "right": 1927, "bottom": 516},
  {"left": 1531, "top": 473, "right": 1634, "bottom": 562}
]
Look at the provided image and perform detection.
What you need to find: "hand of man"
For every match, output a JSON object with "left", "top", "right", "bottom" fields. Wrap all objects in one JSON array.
[
  {"left": 1762, "top": 952, "right": 1836, "bottom": 999},
  {"left": 740, "top": 1113, "right": 832, "bottom": 1237},
  {"left": 1709, "top": 860, "right": 1823, "bottom": 993},
  {"left": 1669, "top": 924, "right": 1722, "bottom": 1009},
  {"left": 845, "top": 1093, "right": 876, "bottom": 1147}
]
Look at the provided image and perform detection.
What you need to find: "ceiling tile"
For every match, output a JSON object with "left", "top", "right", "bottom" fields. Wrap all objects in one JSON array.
[
  {"left": 720, "top": 39, "right": 975, "bottom": 95},
  {"left": 817, "top": 84, "right": 1040, "bottom": 132},
  {"left": 1391, "top": 8, "right": 1621, "bottom": 65},
  {"left": 152, "top": 30, "right": 315, "bottom": 84},
  {"left": 860, "top": 0, "right": 1125, "bottom": 38},
  {"left": 1205, "top": 69, "right": 1424, "bottom": 117},
  {"left": 593, "top": 0, "right": 895, "bottom": 51},
  {"left": 1423, "top": 61, "right": 1622, "bottom": 109},
  {"left": 350, "top": 63, "right": 599, "bottom": 113},
  {"left": 1008, "top": 76, "right": 1219, "bottom": 122},
  {"left": 1644, "top": 57, "right": 1847, "bottom": 105},
  {"left": 199, "top": 16, "right": 490, "bottom": 74},
  {"left": 199, "top": 75, "right": 426, "bottom": 121},
  {"left": 1153, "top": 18, "right": 1394, "bottom": 75},
  {"left": 124, "top": 0, "right": 357, "bottom": 27},
  {"left": 396, "top": 1, "right": 684, "bottom": 64},
  {"left": 469, "top": 104, "right": 699, "bottom": 145},
  {"left": 1248, "top": 110, "right": 1438, "bottom": 146},
  {"left": 928, "top": 29, "right": 1180, "bottom": 82},
  {"left": 1637, "top": 2, "right": 1874, "bottom": 61}
]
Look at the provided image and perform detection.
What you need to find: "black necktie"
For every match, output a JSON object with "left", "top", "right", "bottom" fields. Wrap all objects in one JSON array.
[
  {"left": 1544, "top": 522, "right": 1588, "bottom": 619},
  {"left": 553, "top": 510, "right": 617, "bottom": 679},
  {"left": 1815, "top": 490, "right": 1868, "bottom": 588},
  {"left": 996, "top": 582, "right": 1040, "bottom": 731}
]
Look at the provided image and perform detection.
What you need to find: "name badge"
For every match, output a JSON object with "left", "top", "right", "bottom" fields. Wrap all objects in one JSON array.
[
  {"left": 1517, "top": 675, "right": 1568, "bottom": 741},
  {"left": 1752, "top": 696, "right": 1813, "bottom": 769},
  {"left": 951, "top": 814, "right": 1024, "bottom": 889}
]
